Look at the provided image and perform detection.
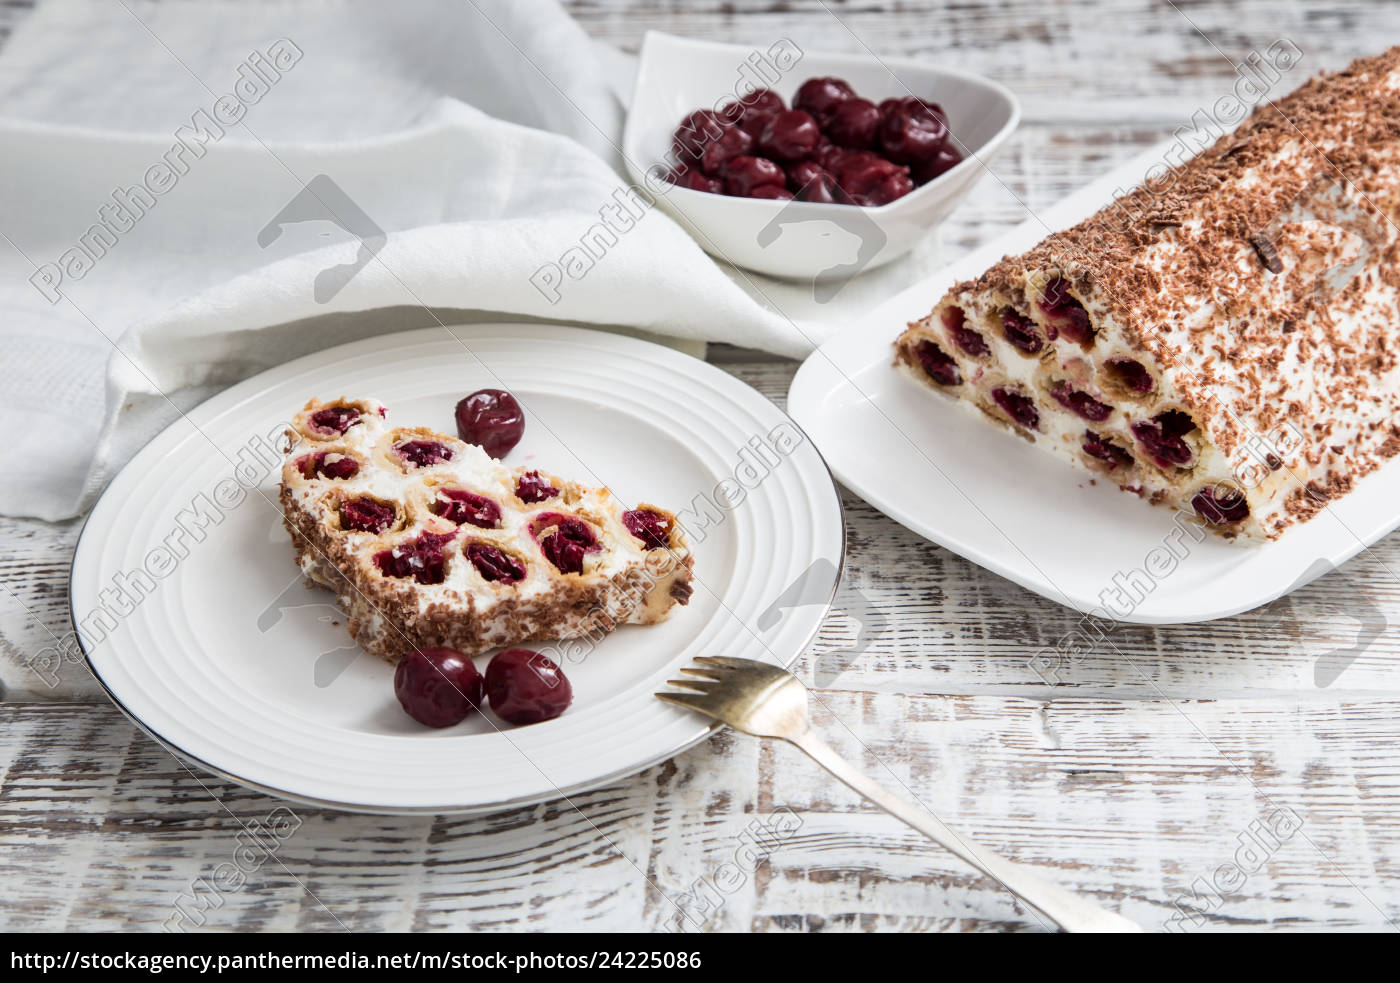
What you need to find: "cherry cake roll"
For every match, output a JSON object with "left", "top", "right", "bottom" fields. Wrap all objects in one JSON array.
[{"left": 896, "top": 46, "right": 1400, "bottom": 541}]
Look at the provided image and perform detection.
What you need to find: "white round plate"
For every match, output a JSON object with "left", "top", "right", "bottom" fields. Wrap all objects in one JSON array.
[{"left": 72, "top": 324, "right": 843, "bottom": 814}]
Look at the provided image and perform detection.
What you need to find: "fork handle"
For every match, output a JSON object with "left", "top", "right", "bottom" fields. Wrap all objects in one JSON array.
[{"left": 790, "top": 731, "right": 1141, "bottom": 933}]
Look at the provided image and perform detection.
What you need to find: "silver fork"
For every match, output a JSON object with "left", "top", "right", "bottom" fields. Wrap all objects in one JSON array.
[{"left": 658, "top": 656, "right": 1141, "bottom": 933}]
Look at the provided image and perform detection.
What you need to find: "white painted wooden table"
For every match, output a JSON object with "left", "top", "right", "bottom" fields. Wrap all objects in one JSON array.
[{"left": 3, "top": 0, "right": 1399, "bottom": 933}]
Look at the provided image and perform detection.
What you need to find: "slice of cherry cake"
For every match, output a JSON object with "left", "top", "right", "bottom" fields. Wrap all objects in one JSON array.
[
  {"left": 279, "top": 397, "right": 694, "bottom": 662},
  {"left": 896, "top": 46, "right": 1400, "bottom": 541}
]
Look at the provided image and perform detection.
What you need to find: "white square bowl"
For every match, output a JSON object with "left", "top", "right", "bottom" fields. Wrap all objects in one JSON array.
[{"left": 622, "top": 31, "right": 1020, "bottom": 281}]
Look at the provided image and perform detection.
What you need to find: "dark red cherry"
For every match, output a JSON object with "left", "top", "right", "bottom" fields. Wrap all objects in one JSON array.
[
  {"left": 430, "top": 489, "right": 501, "bottom": 529},
  {"left": 728, "top": 88, "right": 786, "bottom": 138},
  {"left": 942, "top": 306, "right": 989, "bottom": 357},
  {"left": 878, "top": 98, "right": 949, "bottom": 164},
  {"left": 667, "top": 165, "right": 722, "bottom": 194},
  {"left": 672, "top": 109, "right": 728, "bottom": 162},
  {"left": 485, "top": 648, "right": 573, "bottom": 725},
  {"left": 814, "top": 141, "right": 849, "bottom": 172},
  {"left": 340, "top": 497, "right": 395, "bottom": 533},
  {"left": 1001, "top": 309, "right": 1044, "bottom": 354},
  {"left": 1192, "top": 486, "right": 1250, "bottom": 524},
  {"left": 1083, "top": 430, "right": 1134, "bottom": 469},
  {"left": 862, "top": 169, "right": 915, "bottom": 206},
  {"left": 394, "top": 647, "right": 483, "bottom": 728},
  {"left": 835, "top": 152, "right": 906, "bottom": 200},
  {"left": 1049, "top": 382, "right": 1113, "bottom": 422},
  {"left": 1037, "top": 277, "right": 1095, "bottom": 346},
  {"left": 787, "top": 160, "right": 841, "bottom": 203},
  {"left": 723, "top": 156, "right": 785, "bottom": 197},
  {"left": 454, "top": 389, "right": 525, "bottom": 459},
  {"left": 298, "top": 451, "right": 359, "bottom": 480},
  {"left": 826, "top": 97, "right": 880, "bottom": 149},
  {"left": 911, "top": 144, "right": 962, "bottom": 184},
  {"left": 758, "top": 109, "right": 821, "bottom": 161},
  {"left": 308, "top": 406, "right": 361, "bottom": 436},
  {"left": 466, "top": 543, "right": 527, "bottom": 583},
  {"left": 623, "top": 509, "right": 673, "bottom": 550},
  {"left": 534, "top": 514, "right": 601, "bottom": 575},
  {"left": 748, "top": 184, "right": 795, "bottom": 200},
  {"left": 794, "top": 77, "right": 856, "bottom": 123},
  {"left": 1107, "top": 358, "right": 1154, "bottom": 394},
  {"left": 395, "top": 440, "right": 454, "bottom": 468},
  {"left": 373, "top": 531, "right": 456, "bottom": 585},
  {"left": 515, "top": 470, "right": 559, "bottom": 503},
  {"left": 701, "top": 125, "right": 755, "bottom": 176},
  {"left": 992, "top": 388, "right": 1040, "bottom": 430},
  {"left": 911, "top": 339, "right": 960, "bottom": 386},
  {"left": 1131, "top": 410, "right": 1196, "bottom": 467}
]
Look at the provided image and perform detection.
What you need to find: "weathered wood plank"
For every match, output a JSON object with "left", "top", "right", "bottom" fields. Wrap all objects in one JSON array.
[
  {"left": 566, "top": 0, "right": 1394, "bottom": 125},
  {"left": 0, "top": 698, "right": 1395, "bottom": 932}
]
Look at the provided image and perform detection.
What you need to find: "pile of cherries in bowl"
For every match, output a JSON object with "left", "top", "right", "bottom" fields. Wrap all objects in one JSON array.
[{"left": 665, "top": 77, "right": 962, "bottom": 207}]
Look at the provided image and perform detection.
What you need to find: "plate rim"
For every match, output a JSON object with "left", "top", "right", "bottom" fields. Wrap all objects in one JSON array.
[{"left": 71, "top": 322, "right": 846, "bottom": 815}]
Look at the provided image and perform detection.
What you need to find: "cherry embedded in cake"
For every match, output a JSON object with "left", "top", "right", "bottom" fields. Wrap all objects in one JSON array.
[
  {"left": 515, "top": 470, "right": 559, "bottom": 503},
  {"left": 373, "top": 530, "right": 457, "bottom": 585},
  {"left": 340, "top": 496, "right": 396, "bottom": 533},
  {"left": 532, "top": 513, "right": 602, "bottom": 575},
  {"left": 296, "top": 450, "right": 359, "bottom": 481},
  {"left": 396, "top": 439, "right": 455, "bottom": 468},
  {"left": 1049, "top": 381, "right": 1113, "bottom": 422},
  {"left": 991, "top": 387, "right": 1039, "bottom": 431},
  {"left": 279, "top": 396, "right": 695, "bottom": 665},
  {"left": 1001, "top": 308, "right": 1045, "bottom": 354},
  {"left": 308, "top": 406, "right": 362, "bottom": 436},
  {"left": 466, "top": 543, "right": 527, "bottom": 584},
  {"left": 911, "top": 339, "right": 961, "bottom": 387},
  {"left": 623, "top": 507, "right": 676, "bottom": 550},
  {"left": 1082, "top": 431, "right": 1134, "bottom": 470},
  {"left": 430, "top": 488, "right": 502, "bottom": 529},
  {"left": 1131, "top": 411, "right": 1196, "bottom": 469}
]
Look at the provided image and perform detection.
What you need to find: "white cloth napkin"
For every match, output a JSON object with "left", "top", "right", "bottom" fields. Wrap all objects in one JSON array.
[{"left": 0, "top": 0, "right": 939, "bottom": 522}]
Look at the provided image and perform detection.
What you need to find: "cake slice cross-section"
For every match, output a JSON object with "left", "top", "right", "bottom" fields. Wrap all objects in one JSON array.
[
  {"left": 278, "top": 397, "right": 694, "bottom": 662},
  {"left": 896, "top": 46, "right": 1400, "bottom": 540}
]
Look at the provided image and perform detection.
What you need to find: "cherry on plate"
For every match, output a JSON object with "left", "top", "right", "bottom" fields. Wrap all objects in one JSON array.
[
  {"left": 394, "top": 647, "right": 484, "bottom": 728},
  {"left": 486, "top": 648, "right": 574, "bottom": 725},
  {"left": 455, "top": 388, "right": 525, "bottom": 459}
]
